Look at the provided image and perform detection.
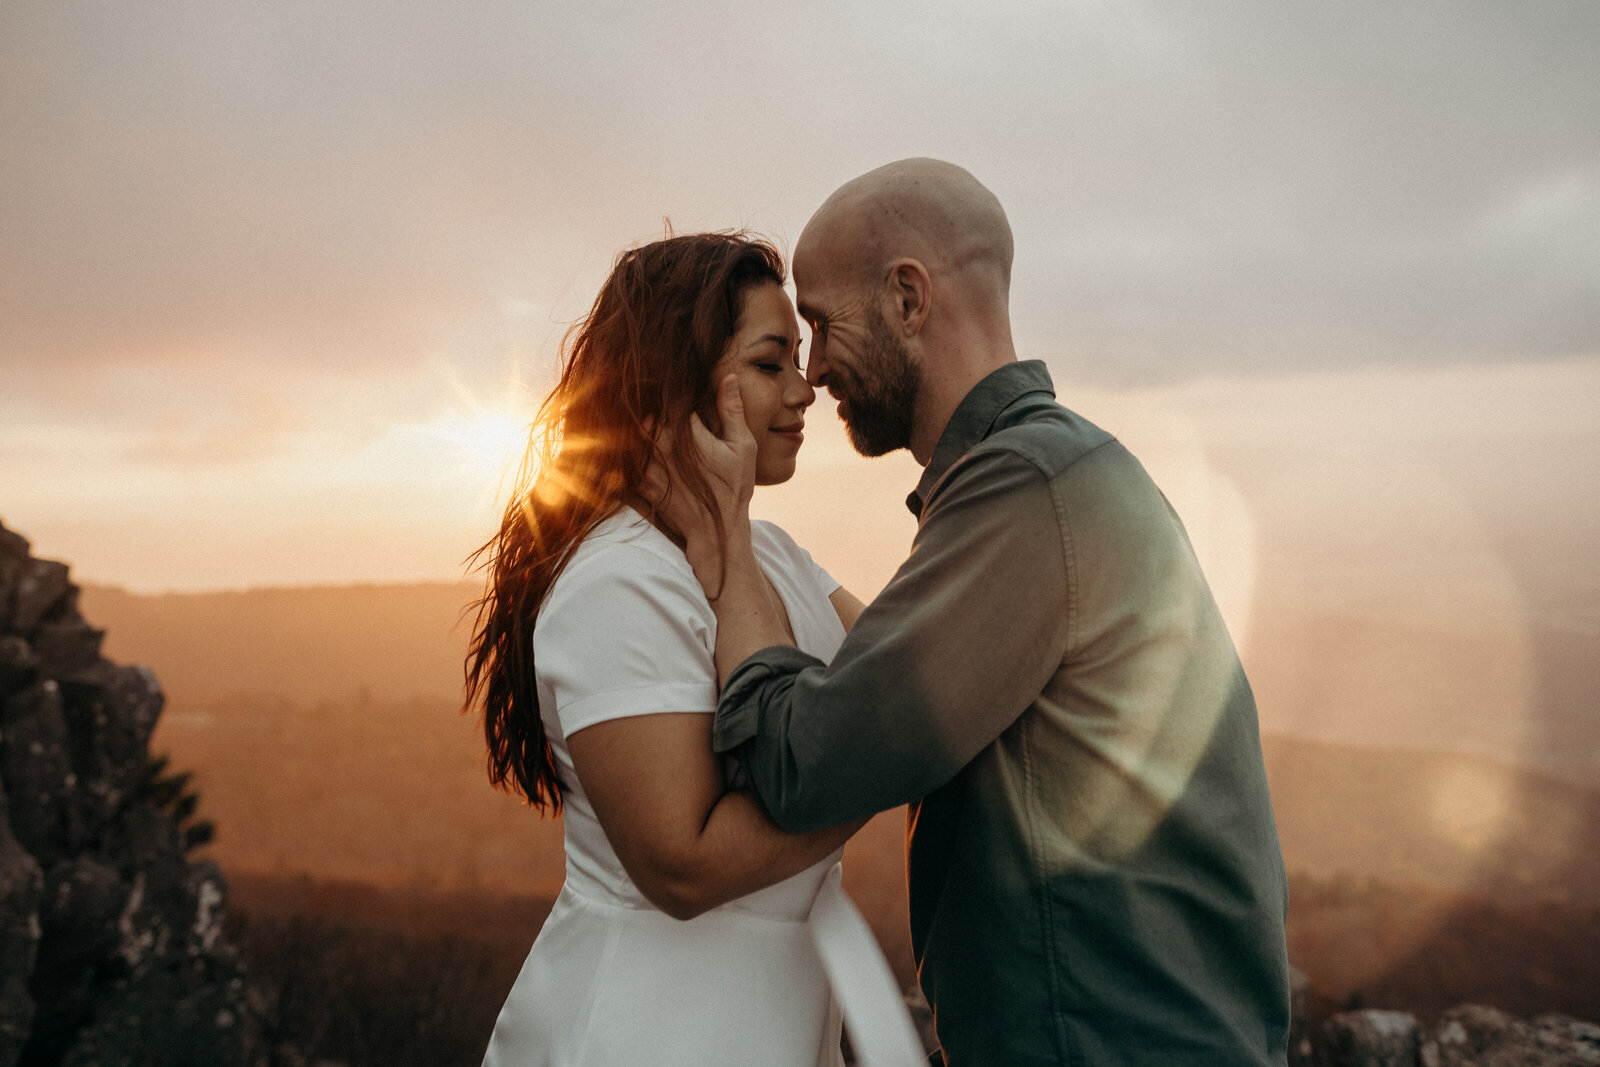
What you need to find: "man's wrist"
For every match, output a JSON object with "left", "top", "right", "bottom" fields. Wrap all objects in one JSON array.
[
  {"left": 711, "top": 528, "right": 761, "bottom": 602},
  {"left": 681, "top": 514, "right": 755, "bottom": 600}
]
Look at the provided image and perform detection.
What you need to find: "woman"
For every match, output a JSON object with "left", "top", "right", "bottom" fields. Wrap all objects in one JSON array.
[{"left": 467, "top": 233, "right": 920, "bottom": 1066}]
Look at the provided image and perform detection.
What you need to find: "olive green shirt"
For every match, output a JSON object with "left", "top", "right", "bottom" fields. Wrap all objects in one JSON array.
[{"left": 713, "top": 360, "right": 1290, "bottom": 1066}]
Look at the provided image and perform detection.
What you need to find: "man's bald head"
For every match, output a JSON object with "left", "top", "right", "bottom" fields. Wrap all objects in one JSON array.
[
  {"left": 795, "top": 160, "right": 1020, "bottom": 464},
  {"left": 795, "top": 158, "right": 1014, "bottom": 304}
]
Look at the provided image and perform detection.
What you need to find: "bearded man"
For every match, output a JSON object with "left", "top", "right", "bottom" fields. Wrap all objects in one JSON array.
[{"left": 672, "top": 158, "right": 1291, "bottom": 1067}]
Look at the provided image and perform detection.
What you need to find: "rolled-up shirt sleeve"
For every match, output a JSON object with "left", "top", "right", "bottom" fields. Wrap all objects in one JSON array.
[{"left": 712, "top": 445, "right": 1075, "bottom": 833}]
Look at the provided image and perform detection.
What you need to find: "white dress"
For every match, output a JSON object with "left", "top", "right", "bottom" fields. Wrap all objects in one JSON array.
[{"left": 481, "top": 508, "right": 922, "bottom": 1067}]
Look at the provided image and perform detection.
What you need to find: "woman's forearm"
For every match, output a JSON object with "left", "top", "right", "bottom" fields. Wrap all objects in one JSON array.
[{"left": 646, "top": 790, "right": 865, "bottom": 919}]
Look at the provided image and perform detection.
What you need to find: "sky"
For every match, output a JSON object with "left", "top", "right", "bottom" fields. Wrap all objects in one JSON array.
[{"left": 2, "top": 0, "right": 1597, "bottom": 598}]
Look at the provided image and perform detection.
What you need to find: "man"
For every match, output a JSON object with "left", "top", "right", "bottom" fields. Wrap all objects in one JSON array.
[{"left": 674, "top": 159, "right": 1290, "bottom": 1065}]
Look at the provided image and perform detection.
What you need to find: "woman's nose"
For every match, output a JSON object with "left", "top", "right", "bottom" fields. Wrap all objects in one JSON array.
[{"left": 786, "top": 366, "right": 816, "bottom": 409}]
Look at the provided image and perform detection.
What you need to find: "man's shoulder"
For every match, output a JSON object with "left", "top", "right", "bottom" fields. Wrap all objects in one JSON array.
[{"left": 970, "top": 397, "right": 1123, "bottom": 480}]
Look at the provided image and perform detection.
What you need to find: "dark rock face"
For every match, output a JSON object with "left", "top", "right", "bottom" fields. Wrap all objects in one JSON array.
[
  {"left": 0, "top": 520, "right": 262, "bottom": 1067},
  {"left": 1322, "top": 1010, "right": 1422, "bottom": 1067},
  {"left": 1420, "top": 1004, "right": 1600, "bottom": 1066},
  {"left": 1322, "top": 1004, "right": 1600, "bottom": 1067}
]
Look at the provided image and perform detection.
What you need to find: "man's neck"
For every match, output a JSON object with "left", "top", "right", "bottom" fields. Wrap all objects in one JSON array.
[{"left": 909, "top": 347, "right": 1018, "bottom": 466}]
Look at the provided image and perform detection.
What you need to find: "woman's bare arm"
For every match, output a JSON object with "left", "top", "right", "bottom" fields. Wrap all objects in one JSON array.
[
  {"left": 829, "top": 587, "right": 866, "bottom": 632},
  {"left": 567, "top": 711, "right": 864, "bottom": 920}
]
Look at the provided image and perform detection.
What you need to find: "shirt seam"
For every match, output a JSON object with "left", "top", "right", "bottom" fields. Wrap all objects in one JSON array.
[
  {"left": 965, "top": 434, "right": 1112, "bottom": 653},
  {"left": 975, "top": 427, "right": 1092, "bottom": 1066},
  {"left": 1004, "top": 448, "right": 1089, "bottom": 1067}
]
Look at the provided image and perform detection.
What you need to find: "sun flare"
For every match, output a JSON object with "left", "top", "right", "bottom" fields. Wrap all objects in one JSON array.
[{"left": 435, "top": 411, "right": 530, "bottom": 475}]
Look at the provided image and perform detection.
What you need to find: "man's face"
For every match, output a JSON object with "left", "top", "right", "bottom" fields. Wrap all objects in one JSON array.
[{"left": 795, "top": 261, "right": 921, "bottom": 458}]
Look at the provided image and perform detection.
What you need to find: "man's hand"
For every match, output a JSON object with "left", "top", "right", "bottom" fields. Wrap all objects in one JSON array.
[
  {"left": 645, "top": 373, "right": 797, "bottom": 681},
  {"left": 645, "top": 374, "right": 757, "bottom": 598}
]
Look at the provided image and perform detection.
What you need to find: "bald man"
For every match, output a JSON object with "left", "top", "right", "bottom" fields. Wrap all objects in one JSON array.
[{"left": 674, "top": 160, "right": 1290, "bottom": 1066}]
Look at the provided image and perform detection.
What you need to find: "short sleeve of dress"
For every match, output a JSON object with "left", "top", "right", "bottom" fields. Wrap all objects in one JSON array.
[
  {"left": 751, "top": 520, "right": 840, "bottom": 601},
  {"left": 806, "top": 549, "right": 840, "bottom": 600},
  {"left": 534, "top": 540, "right": 718, "bottom": 740}
]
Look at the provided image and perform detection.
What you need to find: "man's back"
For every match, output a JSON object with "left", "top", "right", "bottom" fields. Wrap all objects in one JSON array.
[
  {"left": 713, "top": 361, "right": 1291, "bottom": 1065},
  {"left": 904, "top": 369, "right": 1290, "bottom": 1064}
]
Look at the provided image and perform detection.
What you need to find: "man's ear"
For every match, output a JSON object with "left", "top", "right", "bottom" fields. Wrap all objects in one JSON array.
[{"left": 883, "top": 258, "right": 932, "bottom": 336}]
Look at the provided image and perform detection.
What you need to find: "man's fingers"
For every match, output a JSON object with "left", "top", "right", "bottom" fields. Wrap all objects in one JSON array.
[
  {"left": 686, "top": 412, "right": 720, "bottom": 452},
  {"left": 716, "top": 374, "right": 754, "bottom": 448},
  {"left": 640, "top": 455, "right": 670, "bottom": 505}
]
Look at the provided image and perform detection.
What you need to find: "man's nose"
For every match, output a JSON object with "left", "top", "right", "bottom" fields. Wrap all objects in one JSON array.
[{"left": 804, "top": 346, "right": 828, "bottom": 388}]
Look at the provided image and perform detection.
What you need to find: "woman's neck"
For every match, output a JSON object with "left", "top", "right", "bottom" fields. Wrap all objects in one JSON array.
[{"left": 619, "top": 490, "right": 686, "bottom": 549}]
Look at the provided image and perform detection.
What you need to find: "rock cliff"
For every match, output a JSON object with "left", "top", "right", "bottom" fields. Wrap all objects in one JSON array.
[
  {"left": 0, "top": 520, "right": 260, "bottom": 1066},
  {"left": 1316, "top": 1003, "right": 1600, "bottom": 1066}
]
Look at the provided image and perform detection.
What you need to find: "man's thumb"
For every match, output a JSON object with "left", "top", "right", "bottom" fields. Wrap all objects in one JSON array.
[{"left": 717, "top": 374, "right": 748, "bottom": 438}]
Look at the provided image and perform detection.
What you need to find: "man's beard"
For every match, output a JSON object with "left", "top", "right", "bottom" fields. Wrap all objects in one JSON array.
[{"left": 837, "top": 314, "right": 920, "bottom": 457}]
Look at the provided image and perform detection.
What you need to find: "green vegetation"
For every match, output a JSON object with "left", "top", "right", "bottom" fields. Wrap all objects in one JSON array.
[{"left": 140, "top": 753, "right": 216, "bottom": 853}]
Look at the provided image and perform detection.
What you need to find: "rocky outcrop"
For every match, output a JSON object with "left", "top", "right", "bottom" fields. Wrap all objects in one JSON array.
[
  {"left": 0, "top": 520, "right": 261, "bottom": 1066},
  {"left": 1319, "top": 1004, "right": 1600, "bottom": 1067}
]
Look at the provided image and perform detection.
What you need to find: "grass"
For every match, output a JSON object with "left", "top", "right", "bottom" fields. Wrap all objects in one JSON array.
[{"left": 227, "top": 874, "right": 553, "bottom": 1067}]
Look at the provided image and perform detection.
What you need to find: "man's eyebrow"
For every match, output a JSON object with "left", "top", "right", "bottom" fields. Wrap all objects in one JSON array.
[{"left": 795, "top": 302, "right": 824, "bottom": 326}]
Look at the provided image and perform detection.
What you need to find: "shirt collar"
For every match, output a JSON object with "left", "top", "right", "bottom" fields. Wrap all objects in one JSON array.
[{"left": 906, "top": 360, "right": 1056, "bottom": 517}]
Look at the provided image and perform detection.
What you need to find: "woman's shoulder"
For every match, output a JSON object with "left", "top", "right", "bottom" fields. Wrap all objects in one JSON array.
[
  {"left": 542, "top": 506, "right": 705, "bottom": 615},
  {"left": 749, "top": 519, "right": 816, "bottom": 570},
  {"left": 566, "top": 506, "right": 691, "bottom": 576},
  {"left": 749, "top": 520, "right": 838, "bottom": 595},
  {"left": 749, "top": 517, "right": 800, "bottom": 557}
]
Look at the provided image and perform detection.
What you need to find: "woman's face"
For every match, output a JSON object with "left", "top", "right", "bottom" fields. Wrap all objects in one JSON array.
[{"left": 711, "top": 283, "right": 815, "bottom": 486}]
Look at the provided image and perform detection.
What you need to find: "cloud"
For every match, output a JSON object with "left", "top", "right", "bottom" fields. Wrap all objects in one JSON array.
[{"left": 3, "top": 1, "right": 1596, "bottom": 390}]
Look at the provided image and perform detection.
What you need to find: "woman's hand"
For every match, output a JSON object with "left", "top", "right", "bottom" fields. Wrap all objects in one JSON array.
[{"left": 646, "top": 374, "right": 758, "bottom": 597}]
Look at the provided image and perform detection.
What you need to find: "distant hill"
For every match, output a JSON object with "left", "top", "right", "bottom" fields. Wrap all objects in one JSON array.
[
  {"left": 1262, "top": 736, "right": 1600, "bottom": 903},
  {"left": 76, "top": 579, "right": 1600, "bottom": 908},
  {"left": 1246, "top": 611, "right": 1600, "bottom": 786},
  {"left": 82, "top": 581, "right": 482, "bottom": 703},
  {"left": 81, "top": 577, "right": 1600, "bottom": 785}
]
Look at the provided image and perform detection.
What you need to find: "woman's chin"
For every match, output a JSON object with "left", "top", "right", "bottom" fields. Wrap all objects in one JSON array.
[{"left": 754, "top": 462, "right": 798, "bottom": 487}]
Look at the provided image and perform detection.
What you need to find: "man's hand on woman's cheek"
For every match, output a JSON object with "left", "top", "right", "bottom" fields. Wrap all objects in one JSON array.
[{"left": 643, "top": 374, "right": 759, "bottom": 597}]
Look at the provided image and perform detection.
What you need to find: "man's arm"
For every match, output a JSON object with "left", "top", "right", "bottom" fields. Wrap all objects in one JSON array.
[
  {"left": 714, "top": 447, "right": 1074, "bottom": 832},
  {"left": 659, "top": 377, "right": 1072, "bottom": 832}
]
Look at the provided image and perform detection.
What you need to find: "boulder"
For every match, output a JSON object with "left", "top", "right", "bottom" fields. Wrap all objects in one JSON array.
[
  {"left": 0, "top": 801, "right": 43, "bottom": 1067},
  {"left": 60, "top": 661, "right": 164, "bottom": 834},
  {"left": 1288, "top": 964, "right": 1313, "bottom": 1066},
  {"left": 1421, "top": 1003, "right": 1600, "bottom": 1066},
  {"left": 1528, "top": 1015, "right": 1600, "bottom": 1064},
  {"left": 58, "top": 956, "right": 261, "bottom": 1067},
  {"left": 1322, "top": 1009, "right": 1421, "bottom": 1067},
  {"left": 0, "top": 526, "right": 27, "bottom": 563},
  {"left": 12, "top": 558, "right": 71, "bottom": 635},
  {"left": 0, "top": 520, "right": 263, "bottom": 1065},
  {"left": 40, "top": 857, "right": 128, "bottom": 969},
  {"left": 0, "top": 680, "right": 76, "bottom": 863},
  {"left": 0, "top": 638, "right": 36, "bottom": 695},
  {"left": 31, "top": 621, "right": 104, "bottom": 679}
]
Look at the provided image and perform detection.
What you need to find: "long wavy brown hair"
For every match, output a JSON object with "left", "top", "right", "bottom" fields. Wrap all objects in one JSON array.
[{"left": 464, "top": 232, "right": 786, "bottom": 811}]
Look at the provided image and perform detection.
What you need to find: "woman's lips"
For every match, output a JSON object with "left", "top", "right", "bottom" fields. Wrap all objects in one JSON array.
[{"left": 770, "top": 425, "right": 805, "bottom": 444}]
